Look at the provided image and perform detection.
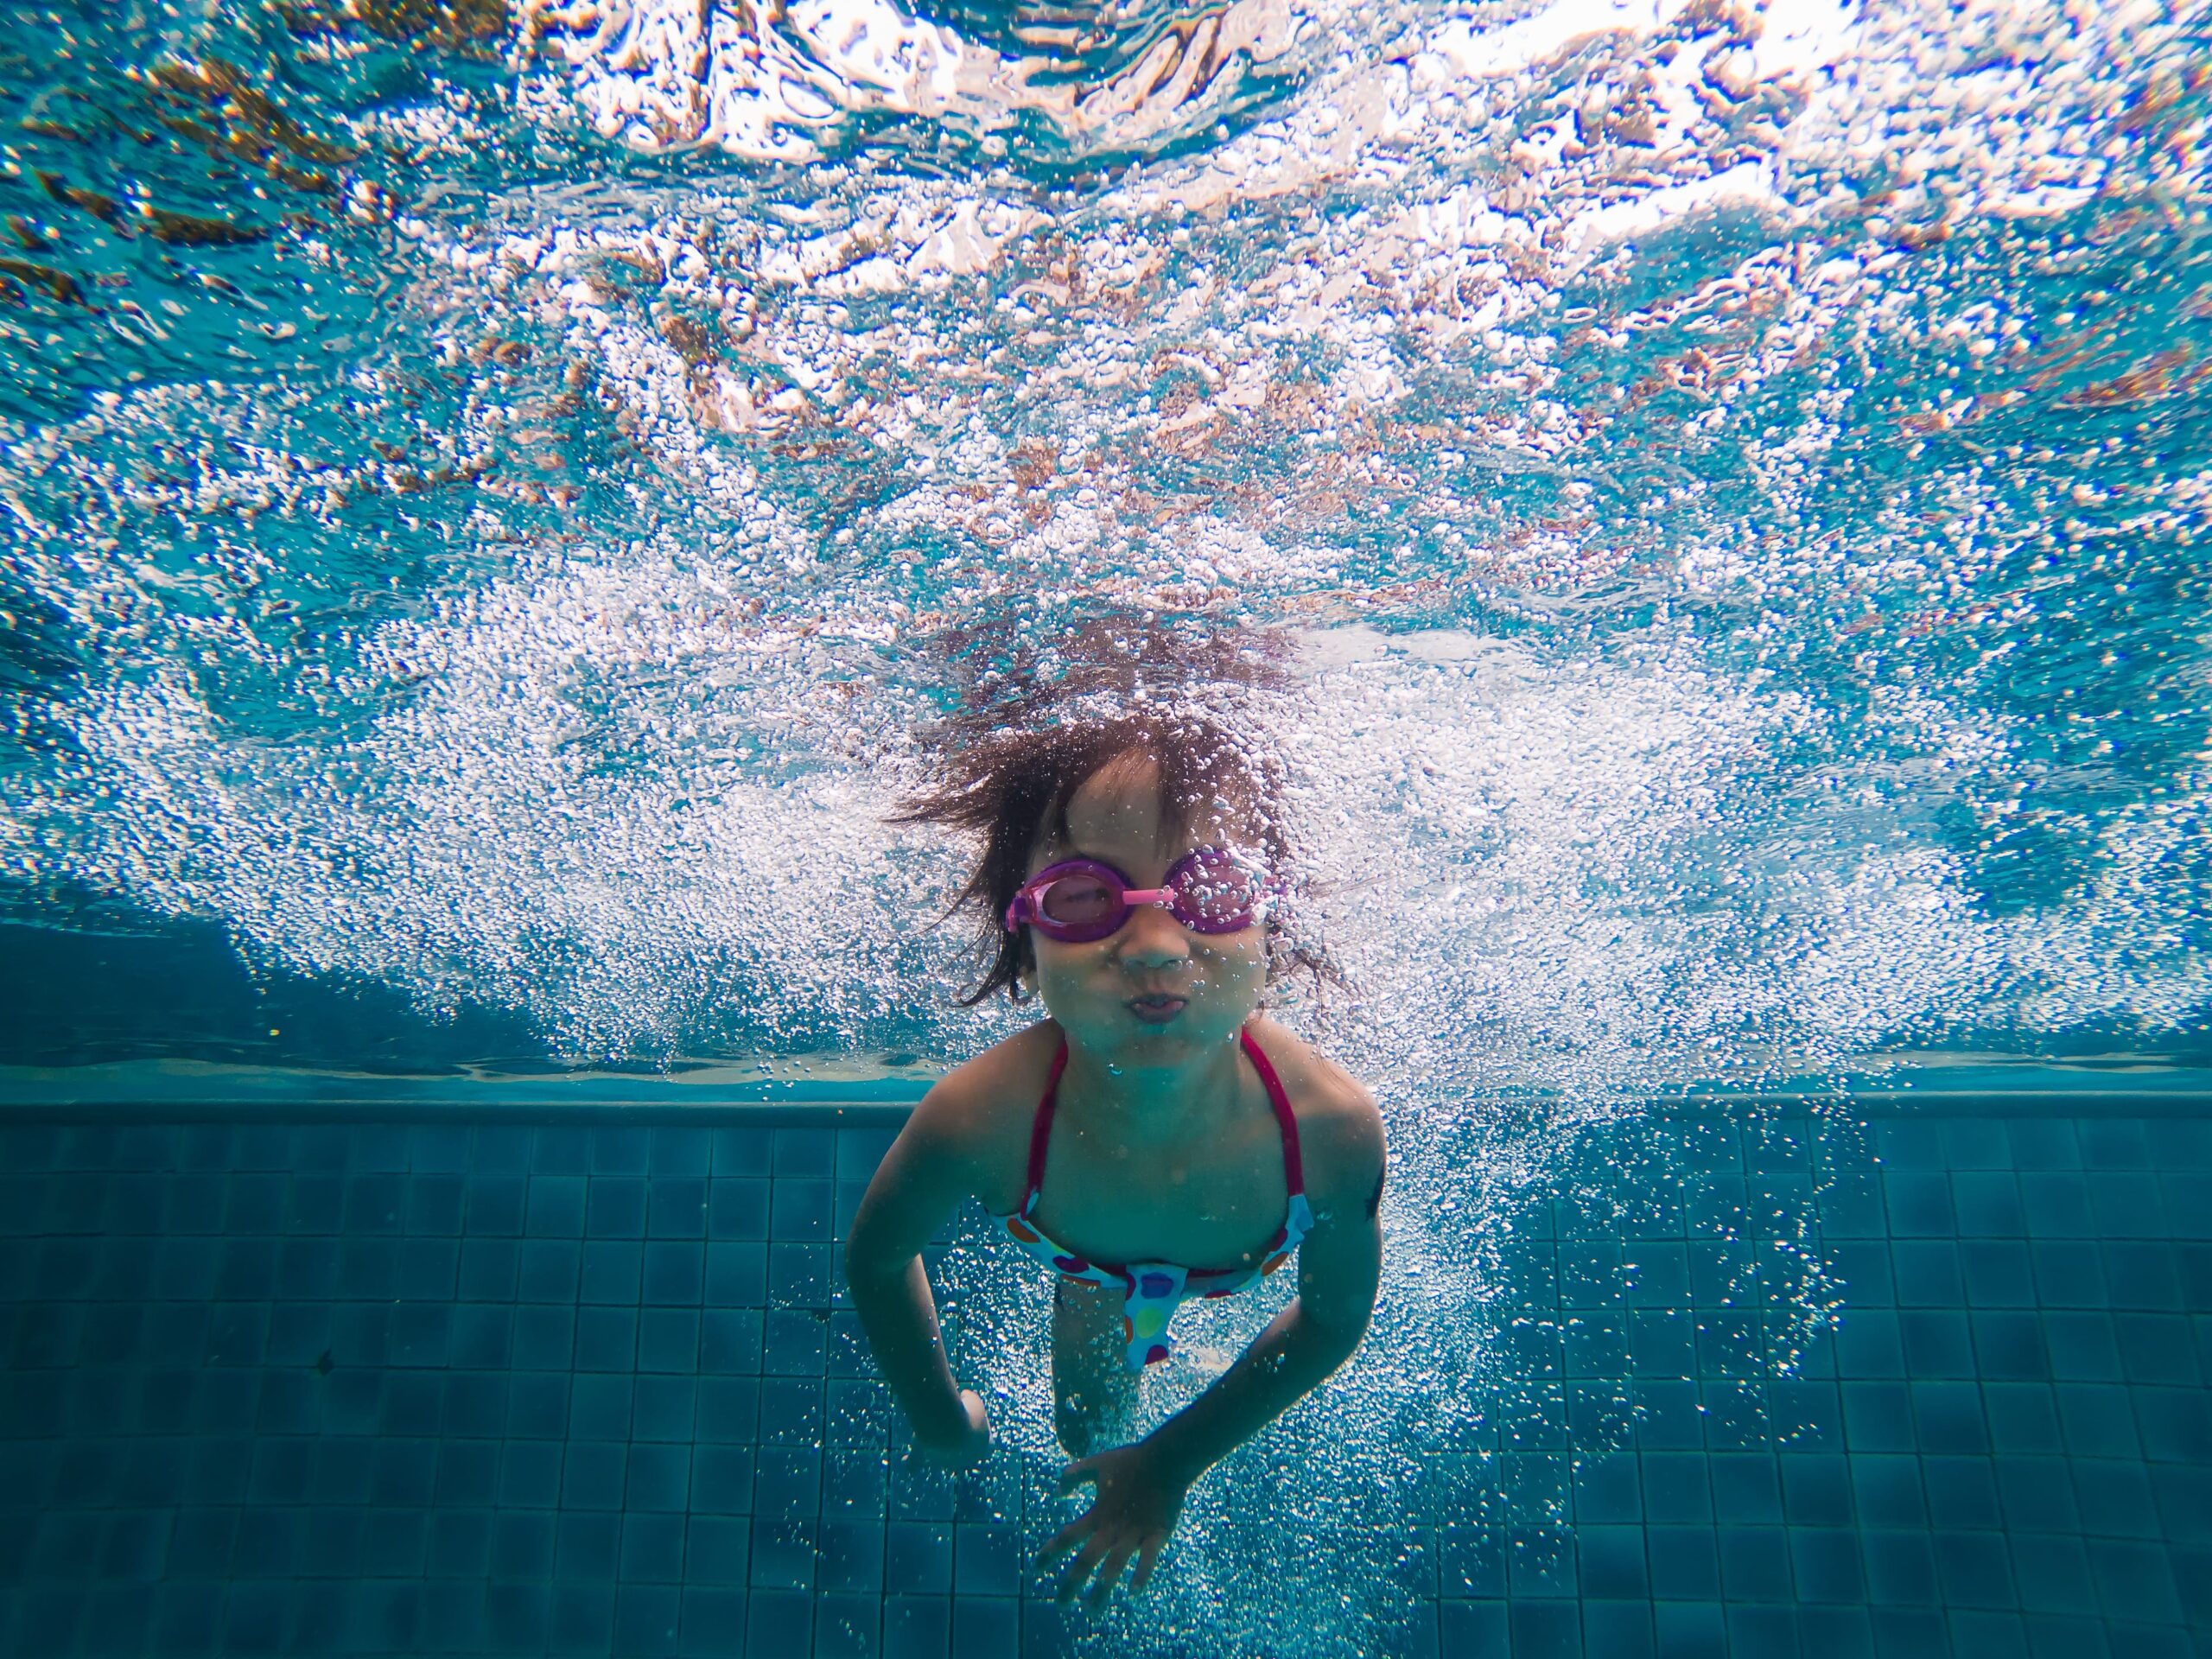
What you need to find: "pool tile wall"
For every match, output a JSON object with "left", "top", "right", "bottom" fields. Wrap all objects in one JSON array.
[{"left": 0, "top": 1109, "right": 2208, "bottom": 1657}]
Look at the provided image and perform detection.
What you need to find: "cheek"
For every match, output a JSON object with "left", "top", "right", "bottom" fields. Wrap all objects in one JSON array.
[
  {"left": 1194, "top": 932, "right": 1268, "bottom": 976},
  {"left": 1029, "top": 941, "right": 1100, "bottom": 990}
]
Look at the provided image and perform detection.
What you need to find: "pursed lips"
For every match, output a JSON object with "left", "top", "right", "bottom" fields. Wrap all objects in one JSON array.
[{"left": 1125, "top": 992, "right": 1189, "bottom": 1020}]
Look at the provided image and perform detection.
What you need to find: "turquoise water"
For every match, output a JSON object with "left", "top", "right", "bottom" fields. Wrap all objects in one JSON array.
[
  {"left": 3, "top": 0, "right": 2211, "bottom": 1653},
  {"left": 3, "top": 0, "right": 2209, "bottom": 1090}
]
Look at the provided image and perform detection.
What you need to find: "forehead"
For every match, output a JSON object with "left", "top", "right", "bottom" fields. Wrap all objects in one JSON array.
[{"left": 1056, "top": 751, "right": 1258, "bottom": 852}]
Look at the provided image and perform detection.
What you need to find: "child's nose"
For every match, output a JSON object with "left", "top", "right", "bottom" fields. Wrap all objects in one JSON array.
[{"left": 1116, "top": 900, "right": 1190, "bottom": 966}]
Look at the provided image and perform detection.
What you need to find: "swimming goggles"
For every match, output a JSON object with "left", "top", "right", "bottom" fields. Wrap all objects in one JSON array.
[{"left": 1004, "top": 847, "right": 1271, "bottom": 944}]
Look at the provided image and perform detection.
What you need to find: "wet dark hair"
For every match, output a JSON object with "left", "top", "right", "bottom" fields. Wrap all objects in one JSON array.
[{"left": 891, "top": 618, "right": 1334, "bottom": 1006}]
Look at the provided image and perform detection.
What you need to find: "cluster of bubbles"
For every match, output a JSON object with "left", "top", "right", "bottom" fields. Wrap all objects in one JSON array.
[
  {"left": 0, "top": 0, "right": 2208, "bottom": 1646},
  {"left": 3, "top": 0, "right": 2204, "bottom": 1088}
]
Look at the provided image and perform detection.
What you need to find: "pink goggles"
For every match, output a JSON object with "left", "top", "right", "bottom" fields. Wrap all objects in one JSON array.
[{"left": 1003, "top": 847, "right": 1272, "bottom": 944}]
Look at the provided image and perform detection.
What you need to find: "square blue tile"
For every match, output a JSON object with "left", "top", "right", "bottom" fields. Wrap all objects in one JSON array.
[
  {"left": 1932, "top": 1529, "right": 2017, "bottom": 1610},
  {"left": 562, "top": 1440, "right": 628, "bottom": 1510},
  {"left": 615, "top": 1582, "right": 683, "bottom": 1653},
  {"left": 1439, "top": 1601, "right": 1507, "bottom": 1659},
  {"left": 1727, "top": 1603, "right": 1801, "bottom": 1659},
  {"left": 497, "top": 1440, "right": 563, "bottom": 1507},
  {"left": 947, "top": 1596, "right": 1018, "bottom": 1659},
  {"left": 1508, "top": 1525, "right": 1578, "bottom": 1597},
  {"left": 548, "top": 1580, "right": 616, "bottom": 1649},
  {"left": 2116, "top": 1313, "right": 2200, "bottom": 1385},
  {"left": 683, "top": 1515, "right": 750, "bottom": 1588},
  {"left": 2056, "top": 1382, "right": 2143, "bottom": 1457},
  {"left": 882, "top": 1594, "right": 950, "bottom": 1659},
  {"left": 555, "top": 1510, "right": 622, "bottom": 1581},
  {"left": 1650, "top": 1599, "right": 1726, "bottom": 1659},
  {"left": 2045, "top": 1313, "right": 2124, "bottom": 1382},
  {"left": 1885, "top": 1172, "right": 1956, "bottom": 1237},
  {"left": 510, "top": 1304, "right": 574, "bottom": 1370},
  {"left": 772, "top": 1129, "right": 836, "bottom": 1179},
  {"left": 672, "top": 1583, "right": 752, "bottom": 1659},
  {"left": 649, "top": 1179, "right": 709, "bottom": 1240},
  {"left": 2074, "top": 1458, "right": 2160, "bottom": 1540},
  {"left": 1646, "top": 1526, "right": 1720, "bottom": 1602},
  {"left": 587, "top": 1177, "right": 648, "bottom": 1238},
  {"left": 1578, "top": 1525, "right": 1649, "bottom": 1599},
  {"left": 611, "top": 1513, "right": 686, "bottom": 1598},
  {"left": 817, "top": 1519, "right": 883, "bottom": 1597},
  {"left": 2019, "top": 1175, "right": 2095, "bottom": 1238},
  {"left": 639, "top": 1308, "right": 702, "bottom": 1373},
  {"left": 1948, "top": 1610, "right": 2030, "bottom": 1659},
  {"left": 2104, "top": 1243, "right": 2185, "bottom": 1313},
  {"left": 1718, "top": 1524, "right": 1793, "bottom": 1602},
  {"left": 816, "top": 1592, "right": 881, "bottom": 1659},
  {"left": 748, "top": 1520, "right": 817, "bottom": 1592},
  {"left": 2006, "top": 1122, "right": 2081, "bottom": 1172},
  {"left": 579, "top": 1240, "right": 643, "bottom": 1303},
  {"left": 1580, "top": 1601, "right": 1659, "bottom": 1659},
  {"left": 1438, "top": 1522, "right": 1504, "bottom": 1598},
  {"left": 2023, "top": 1616, "right": 2108, "bottom": 1659}
]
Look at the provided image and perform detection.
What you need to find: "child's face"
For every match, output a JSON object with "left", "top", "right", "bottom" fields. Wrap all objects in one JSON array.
[{"left": 1024, "top": 751, "right": 1268, "bottom": 1063}]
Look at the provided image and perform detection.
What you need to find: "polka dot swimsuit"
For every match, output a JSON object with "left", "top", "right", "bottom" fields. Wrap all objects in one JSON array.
[{"left": 992, "top": 1027, "right": 1314, "bottom": 1372}]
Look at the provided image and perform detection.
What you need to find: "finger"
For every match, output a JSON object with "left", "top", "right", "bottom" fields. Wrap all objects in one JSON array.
[
  {"left": 1056, "top": 1458, "right": 1098, "bottom": 1497},
  {"left": 1056, "top": 1535, "right": 1112, "bottom": 1605},
  {"left": 1129, "top": 1535, "right": 1163, "bottom": 1598},
  {"left": 1057, "top": 1535, "right": 1110, "bottom": 1605},
  {"left": 1085, "top": 1542, "right": 1136, "bottom": 1611},
  {"left": 1037, "top": 1516, "right": 1091, "bottom": 1570}
]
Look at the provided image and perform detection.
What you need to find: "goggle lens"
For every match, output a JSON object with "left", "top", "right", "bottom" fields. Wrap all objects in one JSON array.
[
  {"left": 1038, "top": 871, "right": 1119, "bottom": 928},
  {"left": 1173, "top": 849, "right": 1262, "bottom": 930}
]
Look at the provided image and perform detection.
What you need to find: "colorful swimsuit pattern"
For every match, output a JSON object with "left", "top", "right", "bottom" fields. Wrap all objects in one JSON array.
[{"left": 991, "top": 1027, "right": 1315, "bottom": 1371}]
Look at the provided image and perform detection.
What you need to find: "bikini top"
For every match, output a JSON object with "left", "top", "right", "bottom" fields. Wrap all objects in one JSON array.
[{"left": 989, "top": 1027, "right": 1315, "bottom": 1371}]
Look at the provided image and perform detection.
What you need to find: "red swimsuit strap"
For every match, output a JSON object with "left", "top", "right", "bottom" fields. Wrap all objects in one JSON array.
[
  {"left": 1020, "top": 1027, "right": 1304, "bottom": 1214},
  {"left": 1020, "top": 1039, "right": 1070, "bottom": 1214},
  {"left": 1239, "top": 1028, "right": 1306, "bottom": 1198}
]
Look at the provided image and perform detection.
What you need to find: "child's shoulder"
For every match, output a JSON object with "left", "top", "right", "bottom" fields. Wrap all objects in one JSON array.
[
  {"left": 1244, "top": 1018, "right": 1387, "bottom": 1207},
  {"left": 902, "top": 1022, "right": 1061, "bottom": 1172},
  {"left": 926, "top": 1019, "right": 1062, "bottom": 1115}
]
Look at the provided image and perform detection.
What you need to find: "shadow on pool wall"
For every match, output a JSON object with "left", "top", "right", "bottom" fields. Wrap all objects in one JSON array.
[
  {"left": 0, "top": 1079, "right": 2206, "bottom": 1657},
  {"left": 0, "top": 899, "right": 549, "bottom": 1075}
]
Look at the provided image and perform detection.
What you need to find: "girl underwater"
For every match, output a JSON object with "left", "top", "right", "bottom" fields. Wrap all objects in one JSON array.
[{"left": 845, "top": 632, "right": 1388, "bottom": 1609}]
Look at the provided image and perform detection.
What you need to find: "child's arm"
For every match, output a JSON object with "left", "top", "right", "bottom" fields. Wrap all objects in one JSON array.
[
  {"left": 1043, "top": 1090, "right": 1386, "bottom": 1604},
  {"left": 1149, "top": 1104, "right": 1385, "bottom": 1479},
  {"left": 845, "top": 1081, "right": 995, "bottom": 1460}
]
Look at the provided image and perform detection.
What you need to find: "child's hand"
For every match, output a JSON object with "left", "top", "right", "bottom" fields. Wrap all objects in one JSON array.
[
  {"left": 912, "top": 1388, "right": 992, "bottom": 1467},
  {"left": 1039, "top": 1440, "right": 1190, "bottom": 1608}
]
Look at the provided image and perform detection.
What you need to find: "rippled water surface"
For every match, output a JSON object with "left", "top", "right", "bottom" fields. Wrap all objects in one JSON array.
[{"left": 1, "top": 0, "right": 2209, "bottom": 1094}]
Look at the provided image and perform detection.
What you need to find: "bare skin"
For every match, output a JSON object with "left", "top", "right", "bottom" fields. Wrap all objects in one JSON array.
[{"left": 846, "top": 753, "right": 1387, "bottom": 1608}]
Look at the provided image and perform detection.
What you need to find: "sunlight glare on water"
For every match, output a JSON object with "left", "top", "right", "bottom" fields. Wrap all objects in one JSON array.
[{"left": 3, "top": 0, "right": 2205, "bottom": 1095}]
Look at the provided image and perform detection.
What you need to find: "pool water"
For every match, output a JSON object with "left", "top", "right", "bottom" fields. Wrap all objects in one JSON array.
[
  {"left": 3, "top": 0, "right": 2210, "bottom": 1651},
  {"left": 3, "top": 0, "right": 2208, "bottom": 1091}
]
